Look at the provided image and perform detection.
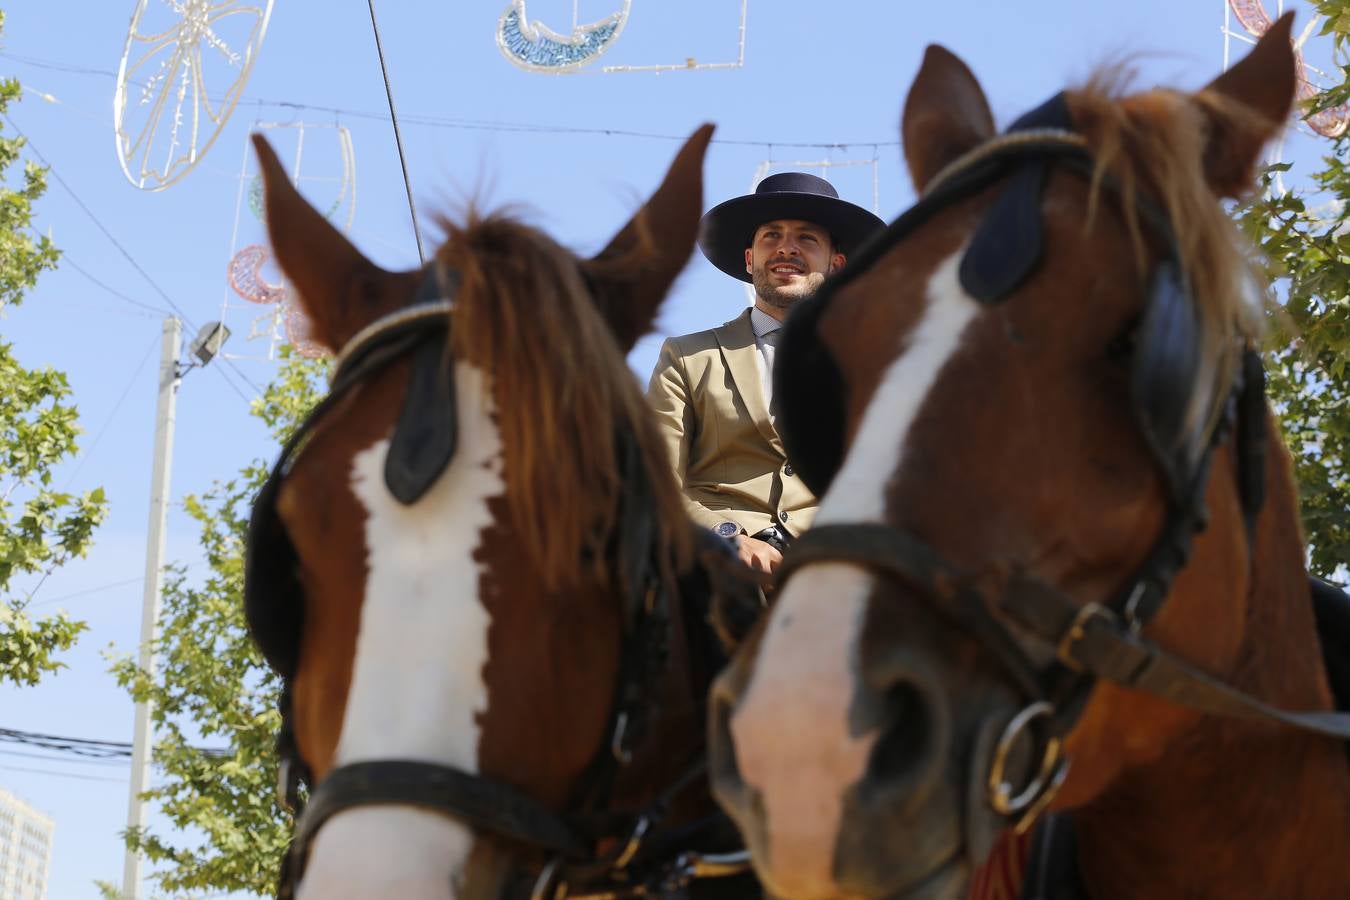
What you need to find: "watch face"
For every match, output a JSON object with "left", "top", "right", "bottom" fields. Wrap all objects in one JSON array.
[{"left": 716, "top": 521, "right": 739, "bottom": 538}]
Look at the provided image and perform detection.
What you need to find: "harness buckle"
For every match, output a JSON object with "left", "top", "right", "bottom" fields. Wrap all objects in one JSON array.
[
  {"left": 1055, "top": 601, "right": 1116, "bottom": 672},
  {"left": 531, "top": 856, "right": 570, "bottom": 900},
  {"left": 610, "top": 712, "right": 633, "bottom": 765},
  {"left": 669, "top": 849, "right": 752, "bottom": 884}
]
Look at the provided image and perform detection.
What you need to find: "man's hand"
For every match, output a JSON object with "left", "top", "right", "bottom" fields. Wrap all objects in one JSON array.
[{"left": 736, "top": 536, "right": 783, "bottom": 574}]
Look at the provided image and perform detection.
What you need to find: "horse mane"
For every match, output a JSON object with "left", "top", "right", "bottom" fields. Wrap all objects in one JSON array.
[
  {"left": 1067, "top": 71, "right": 1272, "bottom": 427},
  {"left": 433, "top": 209, "right": 692, "bottom": 591}
]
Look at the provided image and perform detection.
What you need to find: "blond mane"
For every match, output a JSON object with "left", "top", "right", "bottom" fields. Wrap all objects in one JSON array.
[
  {"left": 434, "top": 210, "right": 691, "bottom": 591},
  {"left": 1067, "top": 73, "right": 1273, "bottom": 422}
]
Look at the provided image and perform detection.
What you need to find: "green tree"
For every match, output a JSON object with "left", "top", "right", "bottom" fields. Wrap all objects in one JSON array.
[
  {"left": 0, "top": 11, "right": 108, "bottom": 685},
  {"left": 1235, "top": 0, "right": 1350, "bottom": 579},
  {"left": 110, "top": 350, "right": 324, "bottom": 896}
]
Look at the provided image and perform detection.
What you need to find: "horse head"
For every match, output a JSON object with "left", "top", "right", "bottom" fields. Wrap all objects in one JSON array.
[
  {"left": 708, "top": 17, "right": 1349, "bottom": 900},
  {"left": 243, "top": 125, "right": 724, "bottom": 899}
]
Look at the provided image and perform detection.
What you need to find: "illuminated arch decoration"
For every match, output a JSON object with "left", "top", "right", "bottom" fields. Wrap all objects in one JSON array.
[
  {"left": 114, "top": 0, "right": 274, "bottom": 191},
  {"left": 219, "top": 122, "right": 357, "bottom": 361},
  {"left": 245, "top": 125, "right": 356, "bottom": 229},
  {"left": 601, "top": 0, "right": 747, "bottom": 74},
  {"left": 1224, "top": 0, "right": 1349, "bottom": 138},
  {"left": 496, "top": 0, "right": 631, "bottom": 72}
]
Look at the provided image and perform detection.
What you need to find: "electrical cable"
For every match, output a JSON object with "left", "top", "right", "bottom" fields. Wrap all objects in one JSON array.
[
  {"left": 366, "top": 0, "right": 425, "bottom": 264},
  {"left": 3, "top": 113, "right": 262, "bottom": 406},
  {"left": 59, "top": 252, "right": 174, "bottom": 317},
  {"left": 28, "top": 576, "right": 143, "bottom": 609},
  {"left": 0, "top": 763, "right": 126, "bottom": 784},
  {"left": 0, "top": 727, "right": 230, "bottom": 759},
  {"left": 60, "top": 333, "right": 161, "bottom": 490},
  {"left": 0, "top": 50, "right": 901, "bottom": 151}
]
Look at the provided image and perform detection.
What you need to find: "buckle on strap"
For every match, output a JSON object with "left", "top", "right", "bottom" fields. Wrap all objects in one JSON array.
[{"left": 1055, "top": 602, "right": 1117, "bottom": 672}]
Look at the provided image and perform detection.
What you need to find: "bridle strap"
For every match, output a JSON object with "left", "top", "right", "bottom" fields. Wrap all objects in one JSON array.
[
  {"left": 294, "top": 760, "right": 587, "bottom": 855},
  {"left": 787, "top": 525, "right": 1350, "bottom": 743},
  {"left": 780, "top": 524, "right": 1045, "bottom": 702},
  {"left": 1003, "top": 577, "right": 1350, "bottom": 740},
  {"left": 278, "top": 761, "right": 587, "bottom": 900}
]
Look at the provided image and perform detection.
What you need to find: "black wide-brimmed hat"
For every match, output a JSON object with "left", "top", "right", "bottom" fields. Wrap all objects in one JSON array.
[{"left": 698, "top": 172, "right": 886, "bottom": 283}]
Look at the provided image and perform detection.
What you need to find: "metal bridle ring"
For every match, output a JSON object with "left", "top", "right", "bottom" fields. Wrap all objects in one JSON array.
[
  {"left": 986, "top": 701, "right": 1064, "bottom": 817},
  {"left": 530, "top": 856, "right": 569, "bottom": 900}
]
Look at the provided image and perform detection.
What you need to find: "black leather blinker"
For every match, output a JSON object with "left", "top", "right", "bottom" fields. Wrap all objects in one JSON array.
[
  {"left": 1130, "top": 260, "right": 1203, "bottom": 503},
  {"left": 384, "top": 335, "right": 458, "bottom": 505},
  {"left": 382, "top": 269, "right": 459, "bottom": 506},
  {"left": 958, "top": 158, "right": 1051, "bottom": 303}
]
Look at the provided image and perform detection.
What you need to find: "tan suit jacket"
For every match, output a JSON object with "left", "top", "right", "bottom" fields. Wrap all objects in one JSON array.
[{"left": 646, "top": 308, "right": 817, "bottom": 538}]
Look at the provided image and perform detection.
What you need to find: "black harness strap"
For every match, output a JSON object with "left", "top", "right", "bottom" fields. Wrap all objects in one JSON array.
[{"left": 292, "top": 760, "right": 587, "bottom": 860}]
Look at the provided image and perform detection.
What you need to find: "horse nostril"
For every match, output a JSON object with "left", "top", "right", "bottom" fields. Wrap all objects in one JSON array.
[{"left": 866, "top": 683, "right": 932, "bottom": 785}]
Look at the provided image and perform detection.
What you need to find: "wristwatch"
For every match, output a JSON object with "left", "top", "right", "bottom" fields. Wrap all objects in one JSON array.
[{"left": 714, "top": 521, "right": 741, "bottom": 540}]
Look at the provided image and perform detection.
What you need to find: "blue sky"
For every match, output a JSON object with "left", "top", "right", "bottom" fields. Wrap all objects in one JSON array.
[{"left": 0, "top": 1, "right": 1338, "bottom": 896}]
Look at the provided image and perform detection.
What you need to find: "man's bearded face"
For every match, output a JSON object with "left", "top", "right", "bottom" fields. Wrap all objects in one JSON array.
[{"left": 745, "top": 219, "right": 841, "bottom": 309}]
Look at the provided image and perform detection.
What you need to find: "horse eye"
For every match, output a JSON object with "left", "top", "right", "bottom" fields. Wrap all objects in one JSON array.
[{"left": 1106, "top": 319, "right": 1139, "bottom": 364}]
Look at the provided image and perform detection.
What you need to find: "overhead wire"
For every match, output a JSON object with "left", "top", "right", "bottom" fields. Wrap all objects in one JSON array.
[
  {"left": 0, "top": 727, "right": 230, "bottom": 759},
  {"left": 28, "top": 575, "right": 143, "bottom": 609},
  {"left": 2, "top": 112, "right": 262, "bottom": 406},
  {"left": 0, "top": 50, "right": 902, "bottom": 151},
  {"left": 59, "top": 251, "right": 174, "bottom": 317},
  {"left": 14, "top": 334, "right": 161, "bottom": 609},
  {"left": 0, "top": 748, "right": 129, "bottom": 767},
  {"left": 60, "top": 333, "right": 161, "bottom": 490},
  {"left": 0, "top": 764, "right": 126, "bottom": 784}
]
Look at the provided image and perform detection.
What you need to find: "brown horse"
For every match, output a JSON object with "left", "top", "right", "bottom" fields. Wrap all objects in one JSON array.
[
  {"left": 709, "top": 16, "right": 1350, "bottom": 900},
  {"left": 241, "top": 125, "right": 760, "bottom": 900}
]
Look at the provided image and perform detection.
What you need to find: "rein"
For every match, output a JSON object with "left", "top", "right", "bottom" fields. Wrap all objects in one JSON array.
[
  {"left": 776, "top": 95, "right": 1350, "bottom": 834},
  {"left": 246, "top": 269, "right": 749, "bottom": 899}
]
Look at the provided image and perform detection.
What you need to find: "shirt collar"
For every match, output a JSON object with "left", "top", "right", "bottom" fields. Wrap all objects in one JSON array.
[{"left": 749, "top": 306, "right": 783, "bottom": 339}]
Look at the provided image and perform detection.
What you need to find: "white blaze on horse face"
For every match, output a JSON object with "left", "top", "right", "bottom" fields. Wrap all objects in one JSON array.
[
  {"left": 298, "top": 362, "right": 504, "bottom": 900},
  {"left": 729, "top": 251, "right": 979, "bottom": 898},
  {"left": 816, "top": 250, "right": 977, "bottom": 528}
]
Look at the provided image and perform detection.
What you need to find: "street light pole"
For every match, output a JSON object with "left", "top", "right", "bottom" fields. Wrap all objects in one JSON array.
[{"left": 121, "top": 316, "right": 182, "bottom": 900}]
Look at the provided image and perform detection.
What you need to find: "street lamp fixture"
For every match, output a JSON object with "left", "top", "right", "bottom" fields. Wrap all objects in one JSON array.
[{"left": 187, "top": 320, "right": 231, "bottom": 368}]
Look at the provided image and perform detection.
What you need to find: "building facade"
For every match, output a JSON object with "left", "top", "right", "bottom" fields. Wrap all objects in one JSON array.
[{"left": 0, "top": 788, "right": 53, "bottom": 900}]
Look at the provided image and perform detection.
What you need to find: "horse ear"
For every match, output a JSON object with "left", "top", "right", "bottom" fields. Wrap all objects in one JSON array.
[
  {"left": 583, "top": 123, "right": 715, "bottom": 353},
  {"left": 1196, "top": 12, "right": 1296, "bottom": 197},
  {"left": 902, "top": 45, "right": 995, "bottom": 193},
  {"left": 252, "top": 134, "right": 383, "bottom": 351}
]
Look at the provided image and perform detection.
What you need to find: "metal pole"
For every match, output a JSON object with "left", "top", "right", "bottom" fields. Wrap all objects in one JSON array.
[{"left": 121, "top": 316, "right": 182, "bottom": 900}]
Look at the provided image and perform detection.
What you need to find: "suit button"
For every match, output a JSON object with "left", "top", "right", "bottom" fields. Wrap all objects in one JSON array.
[
  {"left": 784, "top": 464, "right": 794, "bottom": 477},
  {"left": 779, "top": 511, "right": 789, "bottom": 523}
]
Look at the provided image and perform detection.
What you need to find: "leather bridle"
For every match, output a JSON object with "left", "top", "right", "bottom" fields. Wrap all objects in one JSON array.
[
  {"left": 243, "top": 269, "right": 750, "bottom": 899},
  {"left": 773, "top": 99, "right": 1350, "bottom": 835}
]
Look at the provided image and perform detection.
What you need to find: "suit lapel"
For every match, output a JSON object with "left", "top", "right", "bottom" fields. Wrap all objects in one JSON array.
[{"left": 715, "top": 308, "right": 785, "bottom": 456}]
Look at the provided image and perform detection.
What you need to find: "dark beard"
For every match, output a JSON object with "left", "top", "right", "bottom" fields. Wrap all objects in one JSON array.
[{"left": 751, "top": 268, "right": 826, "bottom": 309}]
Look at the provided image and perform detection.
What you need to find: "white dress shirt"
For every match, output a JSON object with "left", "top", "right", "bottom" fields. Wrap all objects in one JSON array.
[{"left": 749, "top": 306, "right": 783, "bottom": 414}]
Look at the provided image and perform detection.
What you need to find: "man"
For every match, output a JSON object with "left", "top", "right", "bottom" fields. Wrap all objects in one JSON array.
[{"left": 646, "top": 172, "right": 884, "bottom": 573}]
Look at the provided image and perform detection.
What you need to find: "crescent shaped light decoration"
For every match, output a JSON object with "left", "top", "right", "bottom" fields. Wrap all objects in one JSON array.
[
  {"left": 115, "top": 0, "right": 274, "bottom": 191},
  {"left": 1227, "top": 0, "right": 1349, "bottom": 138},
  {"left": 281, "top": 296, "right": 328, "bottom": 359},
  {"left": 496, "top": 0, "right": 631, "bottom": 73},
  {"left": 228, "top": 244, "right": 286, "bottom": 305}
]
